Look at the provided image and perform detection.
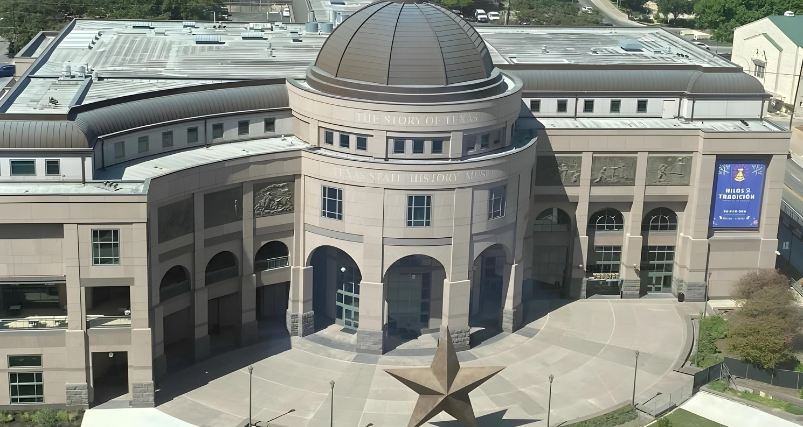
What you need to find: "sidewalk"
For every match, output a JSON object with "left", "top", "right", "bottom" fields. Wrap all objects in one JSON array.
[
  {"left": 82, "top": 408, "right": 197, "bottom": 427},
  {"left": 680, "top": 391, "right": 801, "bottom": 427}
]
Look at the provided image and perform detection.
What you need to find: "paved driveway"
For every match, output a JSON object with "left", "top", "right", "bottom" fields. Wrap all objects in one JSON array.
[{"left": 146, "top": 298, "right": 693, "bottom": 427}]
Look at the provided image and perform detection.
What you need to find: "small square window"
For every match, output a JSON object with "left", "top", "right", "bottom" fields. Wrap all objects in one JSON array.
[
  {"left": 324, "top": 131, "right": 334, "bottom": 145},
  {"left": 530, "top": 99, "right": 540, "bottom": 112},
  {"left": 557, "top": 100, "right": 568, "bottom": 113},
  {"left": 10, "top": 160, "right": 35, "bottom": 176},
  {"left": 264, "top": 117, "right": 276, "bottom": 132},
  {"left": 432, "top": 140, "right": 443, "bottom": 154},
  {"left": 162, "top": 131, "right": 173, "bottom": 148},
  {"left": 637, "top": 99, "right": 648, "bottom": 113},
  {"left": 407, "top": 195, "right": 431, "bottom": 227},
  {"left": 9, "top": 371, "right": 44, "bottom": 403},
  {"left": 356, "top": 137, "right": 367, "bottom": 151},
  {"left": 238, "top": 120, "right": 249, "bottom": 136},
  {"left": 480, "top": 134, "right": 489, "bottom": 149},
  {"left": 321, "top": 186, "right": 343, "bottom": 220},
  {"left": 92, "top": 229, "right": 120, "bottom": 265},
  {"left": 583, "top": 100, "right": 594, "bottom": 113},
  {"left": 212, "top": 123, "right": 224, "bottom": 139},
  {"left": 413, "top": 140, "right": 424, "bottom": 154},
  {"left": 493, "top": 131, "right": 501, "bottom": 145},
  {"left": 187, "top": 127, "right": 199, "bottom": 144},
  {"left": 45, "top": 160, "right": 60, "bottom": 176},
  {"left": 114, "top": 141, "right": 125, "bottom": 159},
  {"left": 610, "top": 100, "right": 621, "bottom": 113},
  {"left": 340, "top": 133, "right": 350, "bottom": 148},
  {"left": 138, "top": 136, "right": 149, "bottom": 153},
  {"left": 394, "top": 139, "right": 405, "bottom": 154},
  {"left": 488, "top": 185, "right": 506, "bottom": 219},
  {"left": 8, "top": 355, "right": 42, "bottom": 368}
]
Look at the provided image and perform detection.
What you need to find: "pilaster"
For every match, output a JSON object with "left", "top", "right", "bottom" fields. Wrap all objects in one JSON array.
[
  {"left": 442, "top": 279, "right": 471, "bottom": 351},
  {"left": 501, "top": 263, "right": 523, "bottom": 332},
  {"left": 356, "top": 281, "right": 384, "bottom": 353},
  {"left": 193, "top": 286, "right": 210, "bottom": 362}
]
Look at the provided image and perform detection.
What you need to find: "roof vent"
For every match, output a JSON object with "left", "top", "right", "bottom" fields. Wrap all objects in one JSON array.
[
  {"left": 241, "top": 32, "right": 265, "bottom": 40},
  {"left": 195, "top": 34, "right": 222, "bottom": 44},
  {"left": 183, "top": 21, "right": 196, "bottom": 28},
  {"left": 784, "top": 11, "right": 795, "bottom": 17},
  {"left": 132, "top": 22, "right": 152, "bottom": 29},
  {"left": 620, "top": 39, "right": 644, "bottom": 51}
]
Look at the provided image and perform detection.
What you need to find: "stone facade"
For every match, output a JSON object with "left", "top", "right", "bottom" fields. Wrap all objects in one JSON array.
[
  {"left": 621, "top": 279, "right": 641, "bottom": 299},
  {"left": 646, "top": 156, "right": 692, "bottom": 186},
  {"left": 590, "top": 156, "right": 638, "bottom": 186},
  {"left": 449, "top": 327, "right": 471, "bottom": 351},
  {"left": 286, "top": 310, "right": 314, "bottom": 337},
  {"left": 501, "top": 306, "right": 523, "bottom": 333},
  {"left": 65, "top": 383, "right": 88, "bottom": 407},
  {"left": 356, "top": 329, "right": 385, "bottom": 354},
  {"left": 131, "top": 381, "right": 155, "bottom": 407}
]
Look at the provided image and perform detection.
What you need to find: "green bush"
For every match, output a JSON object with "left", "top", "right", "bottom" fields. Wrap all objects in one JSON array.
[
  {"left": 708, "top": 380, "right": 728, "bottom": 392},
  {"left": 693, "top": 315, "right": 729, "bottom": 368},
  {"left": 565, "top": 405, "right": 637, "bottom": 427},
  {"left": 0, "top": 411, "right": 14, "bottom": 424},
  {"left": 33, "top": 409, "right": 62, "bottom": 427},
  {"left": 21, "top": 412, "right": 34, "bottom": 422},
  {"left": 656, "top": 418, "right": 672, "bottom": 427}
]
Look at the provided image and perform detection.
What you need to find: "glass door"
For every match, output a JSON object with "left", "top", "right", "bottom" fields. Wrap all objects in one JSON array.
[
  {"left": 387, "top": 272, "right": 431, "bottom": 336},
  {"left": 335, "top": 266, "right": 360, "bottom": 330}
]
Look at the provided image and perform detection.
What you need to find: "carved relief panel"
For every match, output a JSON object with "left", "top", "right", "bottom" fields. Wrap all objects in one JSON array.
[
  {"left": 254, "top": 182, "right": 294, "bottom": 217},
  {"left": 535, "top": 155, "right": 582, "bottom": 186},
  {"left": 157, "top": 198, "right": 194, "bottom": 244},
  {"left": 590, "top": 156, "right": 637, "bottom": 186},
  {"left": 646, "top": 156, "right": 692, "bottom": 186}
]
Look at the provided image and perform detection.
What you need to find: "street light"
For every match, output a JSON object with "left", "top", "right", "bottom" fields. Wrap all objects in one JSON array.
[
  {"left": 329, "top": 380, "right": 335, "bottom": 427},
  {"left": 632, "top": 350, "right": 640, "bottom": 407},
  {"left": 547, "top": 374, "right": 554, "bottom": 427},
  {"left": 265, "top": 409, "right": 295, "bottom": 426},
  {"left": 248, "top": 366, "right": 254, "bottom": 427}
]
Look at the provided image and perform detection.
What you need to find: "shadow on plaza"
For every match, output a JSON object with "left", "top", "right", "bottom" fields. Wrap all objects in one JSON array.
[
  {"left": 154, "top": 319, "right": 292, "bottom": 406},
  {"left": 431, "top": 409, "right": 536, "bottom": 427}
]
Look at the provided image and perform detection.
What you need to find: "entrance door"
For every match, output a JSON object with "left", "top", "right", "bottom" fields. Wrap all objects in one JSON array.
[
  {"left": 91, "top": 351, "right": 128, "bottom": 407},
  {"left": 387, "top": 272, "right": 431, "bottom": 337},
  {"left": 335, "top": 266, "right": 360, "bottom": 330},
  {"left": 480, "top": 256, "right": 504, "bottom": 316}
]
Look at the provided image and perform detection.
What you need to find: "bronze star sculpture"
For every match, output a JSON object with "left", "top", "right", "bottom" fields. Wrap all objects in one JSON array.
[{"left": 385, "top": 327, "right": 505, "bottom": 427}]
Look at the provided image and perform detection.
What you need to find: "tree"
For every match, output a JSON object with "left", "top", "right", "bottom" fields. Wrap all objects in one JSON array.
[
  {"left": 656, "top": 0, "right": 694, "bottom": 24},
  {"left": 728, "top": 270, "right": 803, "bottom": 370},
  {"left": 694, "top": 0, "right": 803, "bottom": 42},
  {"left": 510, "top": 0, "right": 603, "bottom": 25},
  {"left": 619, "top": 0, "right": 648, "bottom": 16},
  {"left": 0, "top": 0, "right": 67, "bottom": 55},
  {"left": 435, "top": 0, "right": 475, "bottom": 13}
]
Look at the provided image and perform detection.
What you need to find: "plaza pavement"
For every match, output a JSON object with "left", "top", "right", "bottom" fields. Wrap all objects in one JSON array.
[
  {"left": 88, "top": 298, "right": 697, "bottom": 427},
  {"left": 680, "top": 391, "right": 801, "bottom": 427}
]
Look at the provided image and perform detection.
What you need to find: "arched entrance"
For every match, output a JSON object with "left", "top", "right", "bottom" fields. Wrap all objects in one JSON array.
[
  {"left": 160, "top": 265, "right": 190, "bottom": 302},
  {"left": 640, "top": 208, "right": 678, "bottom": 295},
  {"left": 255, "top": 241, "right": 289, "bottom": 271},
  {"left": 309, "top": 246, "right": 361, "bottom": 331},
  {"left": 204, "top": 251, "right": 240, "bottom": 354},
  {"left": 469, "top": 245, "right": 507, "bottom": 331},
  {"left": 531, "top": 207, "right": 572, "bottom": 298},
  {"left": 586, "top": 208, "right": 625, "bottom": 297},
  {"left": 385, "top": 255, "right": 445, "bottom": 347},
  {"left": 159, "top": 265, "right": 193, "bottom": 372}
]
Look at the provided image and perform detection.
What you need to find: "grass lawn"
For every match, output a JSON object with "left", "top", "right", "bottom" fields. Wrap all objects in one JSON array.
[
  {"left": 708, "top": 381, "right": 803, "bottom": 415},
  {"left": 660, "top": 409, "right": 725, "bottom": 427}
]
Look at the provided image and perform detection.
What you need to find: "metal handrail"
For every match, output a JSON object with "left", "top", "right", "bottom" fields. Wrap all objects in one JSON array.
[
  {"left": 205, "top": 265, "right": 239, "bottom": 284},
  {"left": 160, "top": 280, "right": 190, "bottom": 301},
  {"left": 255, "top": 256, "right": 289, "bottom": 272},
  {"left": 0, "top": 316, "right": 68, "bottom": 330},
  {"left": 86, "top": 315, "right": 131, "bottom": 329}
]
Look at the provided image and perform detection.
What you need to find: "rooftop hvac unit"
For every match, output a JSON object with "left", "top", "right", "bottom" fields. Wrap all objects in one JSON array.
[
  {"left": 195, "top": 34, "right": 222, "bottom": 44},
  {"left": 241, "top": 32, "right": 265, "bottom": 39},
  {"left": 183, "top": 21, "right": 197, "bottom": 28},
  {"left": 154, "top": 29, "right": 166, "bottom": 35},
  {"left": 249, "top": 23, "right": 269, "bottom": 31},
  {"left": 132, "top": 22, "right": 152, "bottom": 28}
]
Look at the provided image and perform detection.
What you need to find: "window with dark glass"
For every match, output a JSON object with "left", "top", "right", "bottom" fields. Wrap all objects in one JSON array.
[
  {"left": 584, "top": 100, "right": 594, "bottom": 113},
  {"left": 432, "top": 140, "right": 443, "bottom": 154},
  {"left": 324, "top": 130, "right": 334, "bottom": 145},
  {"left": 321, "top": 186, "right": 343, "bottom": 220},
  {"left": 557, "top": 99, "right": 568, "bottom": 113},
  {"left": 45, "top": 160, "right": 60, "bottom": 176},
  {"left": 138, "top": 136, "right": 149, "bottom": 153},
  {"left": 407, "top": 195, "right": 431, "bottom": 227},
  {"left": 114, "top": 142, "right": 125, "bottom": 159},
  {"left": 92, "top": 229, "right": 120, "bottom": 265},
  {"left": 480, "top": 134, "right": 490, "bottom": 149},
  {"left": 264, "top": 117, "right": 276, "bottom": 132},
  {"left": 530, "top": 99, "right": 540, "bottom": 112},
  {"left": 238, "top": 120, "right": 249, "bottom": 135},
  {"left": 8, "top": 356, "right": 41, "bottom": 368},
  {"left": 394, "top": 139, "right": 405, "bottom": 154},
  {"left": 212, "top": 123, "right": 224, "bottom": 139},
  {"left": 340, "top": 133, "right": 350, "bottom": 148},
  {"left": 643, "top": 208, "right": 678, "bottom": 231},
  {"left": 413, "top": 140, "right": 424, "bottom": 154},
  {"left": 356, "top": 136, "right": 367, "bottom": 151},
  {"left": 187, "top": 127, "right": 199, "bottom": 144},
  {"left": 590, "top": 208, "right": 624, "bottom": 231},
  {"left": 488, "top": 185, "right": 506, "bottom": 219},
  {"left": 637, "top": 100, "right": 648, "bottom": 113},
  {"left": 9, "top": 372, "right": 43, "bottom": 403},
  {"left": 610, "top": 100, "right": 621, "bottom": 113},
  {"left": 755, "top": 64, "right": 765, "bottom": 79},
  {"left": 162, "top": 131, "right": 173, "bottom": 148},
  {"left": 10, "top": 160, "right": 35, "bottom": 176}
]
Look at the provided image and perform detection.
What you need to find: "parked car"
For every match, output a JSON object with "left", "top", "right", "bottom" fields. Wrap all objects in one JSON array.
[
  {"left": 693, "top": 41, "right": 710, "bottom": 50},
  {"left": 581, "top": 6, "right": 593, "bottom": 13},
  {"left": 474, "top": 9, "right": 488, "bottom": 22},
  {"left": 451, "top": 9, "right": 463, "bottom": 17},
  {"left": 282, "top": 8, "right": 290, "bottom": 17},
  {"left": 0, "top": 65, "right": 14, "bottom": 78},
  {"left": 487, "top": 11, "right": 500, "bottom": 21}
]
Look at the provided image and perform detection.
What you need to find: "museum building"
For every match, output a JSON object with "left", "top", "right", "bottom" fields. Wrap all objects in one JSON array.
[{"left": 0, "top": 1, "right": 792, "bottom": 409}]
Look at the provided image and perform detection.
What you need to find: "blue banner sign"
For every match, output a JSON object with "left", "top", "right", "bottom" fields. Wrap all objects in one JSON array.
[{"left": 711, "top": 161, "right": 765, "bottom": 228}]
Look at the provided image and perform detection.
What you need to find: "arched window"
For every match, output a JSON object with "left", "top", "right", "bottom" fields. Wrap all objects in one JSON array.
[
  {"left": 643, "top": 208, "right": 678, "bottom": 231},
  {"left": 160, "top": 266, "right": 190, "bottom": 302},
  {"left": 205, "top": 252, "right": 238, "bottom": 284},
  {"left": 533, "top": 208, "right": 571, "bottom": 232},
  {"left": 255, "top": 241, "right": 289, "bottom": 271},
  {"left": 589, "top": 208, "right": 624, "bottom": 231}
]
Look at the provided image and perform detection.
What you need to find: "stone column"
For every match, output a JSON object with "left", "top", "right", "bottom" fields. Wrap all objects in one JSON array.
[
  {"left": 192, "top": 193, "right": 210, "bottom": 361},
  {"left": 356, "top": 188, "right": 386, "bottom": 352},
  {"left": 676, "top": 153, "right": 715, "bottom": 301},
  {"left": 620, "top": 152, "right": 648, "bottom": 299},
  {"left": 63, "top": 224, "right": 88, "bottom": 408},
  {"left": 130, "top": 223, "right": 154, "bottom": 407},
  {"left": 193, "top": 286, "right": 210, "bottom": 362},
  {"left": 442, "top": 279, "right": 471, "bottom": 351},
  {"left": 287, "top": 266, "right": 314, "bottom": 336},
  {"left": 356, "top": 281, "right": 384, "bottom": 353},
  {"left": 240, "top": 181, "right": 258, "bottom": 346},
  {"left": 152, "top": 305, "right": 166, "bottom": 380},
  {"left": 443, "top": 187, "right": 472, "bottom": 349},
  {"left": 572, "top": 152, "right": 593, "bottom": 299},
  {"left": 500, "top": 263, "right": 523, "bottom": 332}
]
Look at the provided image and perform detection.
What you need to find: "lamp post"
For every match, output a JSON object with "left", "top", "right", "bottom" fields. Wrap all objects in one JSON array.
[
  {"left": 265, "top": 409, "right": 295, "bottom": 426},
  {"left": 632, "top": 350, "right": 640, "bottom": 407},
  {"left": 247, "top": 366, "right": 254, "bottom": 427},
  {"left": 547, "top": 374, "right": 554, "bottom": 427},
  {"left": 329, "top": 380, "right": 335, "bottom": 427}
]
